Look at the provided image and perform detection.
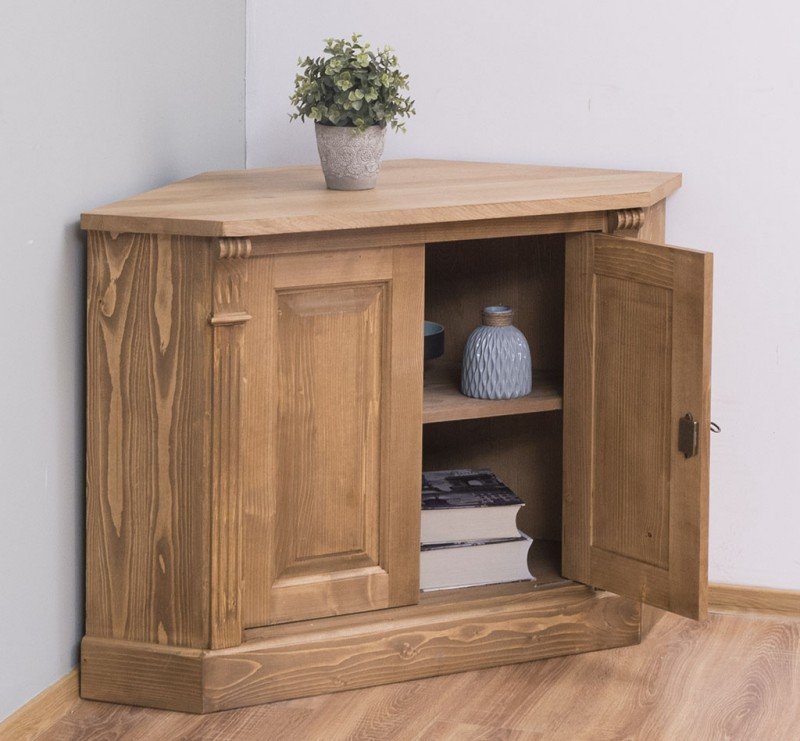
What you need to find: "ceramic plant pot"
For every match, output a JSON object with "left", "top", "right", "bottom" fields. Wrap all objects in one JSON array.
[
  {"left": 461, "top": 306, "right": 532, "bottom": 400},
  {"left": 314, "top": 123, "right": 386, "bottom": 190}
]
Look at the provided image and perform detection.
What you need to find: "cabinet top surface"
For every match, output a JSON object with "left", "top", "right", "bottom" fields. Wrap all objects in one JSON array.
[{"left": 81, "top": 159, "right": 681, "bottom": 238}]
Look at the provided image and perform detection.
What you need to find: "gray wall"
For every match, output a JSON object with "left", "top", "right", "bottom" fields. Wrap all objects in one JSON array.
[{"left": 0, "top": 2, "right": 245, "bottom": 719}]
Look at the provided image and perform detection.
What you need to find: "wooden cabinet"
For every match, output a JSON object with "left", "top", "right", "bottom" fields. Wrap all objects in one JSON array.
[{"left": 80, "top": 160, "right": 711, "bottom": 713}]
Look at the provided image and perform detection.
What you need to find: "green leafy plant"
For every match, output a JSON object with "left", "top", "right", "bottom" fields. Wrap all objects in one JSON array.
[{"left": 290, "top": 34, "right": 415, "bottom": 132}]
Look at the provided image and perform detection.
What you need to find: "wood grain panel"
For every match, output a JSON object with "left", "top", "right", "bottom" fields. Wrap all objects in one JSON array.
[
  {"left": 387, "top": 246, "right": 427, "bottom": 605},
  {"left": 249, "top": 211, "right": 606, "bottom": 256},
  {"left": 272, "top": 247, "right": 393, "bottom": 286},
  {"left": 242, "top": 246, "right": 424, "bottom": 627},
  {"left": 271, "top": 282, "right": 388, "bottom": 620},
  {"left": 80, "top": 160, "right": 681, "bottom": 238},
  {"left": 423, "top": 370, "right": 562, "bottom": 424},
  {"left": 594, "top": 236, "right": 674, "bottom": 288},
  {"left": 85, "top": 231, "right": 213, "bottom": 647},
  {"left": 669, "top": 241, "right": 713, "bottom": 619},
  {"left": 592, "top": 274, "right": 672, "bottom": 569},
  {"left": 203, "top": 586, "right": 640, "bottom": 712},
  {"left": 209, "top": 254, "right": 249, "bottom": 649},
  {"left": 238, "top": 257, "right": 274, "bottom": 630},
  {"left": 78, "top": 585, "right": 639, "bottom": 714},
  {"left": 80, "top": 637, "right": 204, "bottom": 713},
  {"left": 637, "top": 198, "right": 667, "bottom": 243},
  {"left": 563, "top": 232, "right": 712, "bottom": 619},
  {"left": 275, "top": 285, "right": 383, "bottom": 576}
]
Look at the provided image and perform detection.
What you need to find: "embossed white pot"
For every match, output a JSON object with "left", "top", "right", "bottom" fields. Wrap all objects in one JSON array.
[
  {"left": 461, "top": 306, "right": 532, "bottom": 400},
  {"left": 315, "top": 123, "right": 386, "bottom": 190}
]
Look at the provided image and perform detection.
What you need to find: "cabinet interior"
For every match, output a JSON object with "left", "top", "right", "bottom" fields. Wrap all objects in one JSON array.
[{"left": 422, "top": 234, "right": 570, "bottom": 591}]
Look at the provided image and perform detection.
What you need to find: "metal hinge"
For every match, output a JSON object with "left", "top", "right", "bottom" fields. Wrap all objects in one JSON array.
[{"left": 678, "top": 413, "right": 699, "bottom": 458}]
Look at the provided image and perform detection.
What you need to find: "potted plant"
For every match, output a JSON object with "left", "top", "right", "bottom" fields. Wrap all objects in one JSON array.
[{"left": 290, "top": 34, "right": 415, "bottom": 190}]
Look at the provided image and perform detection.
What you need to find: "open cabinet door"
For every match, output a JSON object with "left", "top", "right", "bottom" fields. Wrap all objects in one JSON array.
[{"left": 563, "top": 233, "right": 712, "bottom": 619}]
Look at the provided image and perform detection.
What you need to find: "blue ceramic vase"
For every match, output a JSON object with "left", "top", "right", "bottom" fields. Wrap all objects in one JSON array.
[{"left": 461, "top": 306, "right": 532, "bottom": 400}]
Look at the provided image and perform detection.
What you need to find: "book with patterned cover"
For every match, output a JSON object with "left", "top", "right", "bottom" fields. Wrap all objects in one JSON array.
[
  {"left": 420, "top": 469, "right": 526, "bottom": 545},
  {"left": 422, "top": 469, "right": 523, "bottom": 509}
]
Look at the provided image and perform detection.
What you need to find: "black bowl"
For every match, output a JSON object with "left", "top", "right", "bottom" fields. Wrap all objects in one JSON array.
[{"left": 424, "top": 321, "right": 445, "bottom": 361}]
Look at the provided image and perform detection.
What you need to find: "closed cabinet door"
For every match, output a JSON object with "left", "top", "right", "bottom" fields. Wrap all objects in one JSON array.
[
  {"left": 563, "top": 233, "right": 712, "bottom": 619},
  {"left": 242, "top": 246, "right": 424, "bottom": 626}
]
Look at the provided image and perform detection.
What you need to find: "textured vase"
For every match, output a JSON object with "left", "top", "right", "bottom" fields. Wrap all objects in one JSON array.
[
  {"left": 461, "top": 306, "right": 532, "bottom": 400},
  {"left": 315, "top": 123, "right": 386, "bottom": 190}
]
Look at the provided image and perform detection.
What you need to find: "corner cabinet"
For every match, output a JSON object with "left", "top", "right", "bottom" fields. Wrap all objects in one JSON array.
[{"left": 80, "top": 160, "right": 712, "bottom": 713}]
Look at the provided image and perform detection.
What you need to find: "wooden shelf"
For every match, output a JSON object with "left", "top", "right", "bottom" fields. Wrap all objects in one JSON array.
[{"left": 423, "top": 371, "right": 562, "bottom": 424}]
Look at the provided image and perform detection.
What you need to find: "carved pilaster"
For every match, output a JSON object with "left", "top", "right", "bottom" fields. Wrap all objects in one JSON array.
[{"left": 209, "top": 254, "right": 249, "bottom": 649}]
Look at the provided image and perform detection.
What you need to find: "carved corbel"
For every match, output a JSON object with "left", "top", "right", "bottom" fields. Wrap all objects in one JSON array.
[
  {"left": 608, "top": 208, "right": 645, "bottom": 234},
  {"left": 217, "top": 237, "right": 252, "bottom": 259},
  {"left": 211, "top": 238, "right": 252, "bottom": 327}
]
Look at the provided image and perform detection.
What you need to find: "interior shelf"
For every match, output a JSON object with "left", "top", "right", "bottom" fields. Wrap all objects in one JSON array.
[{"left": 423, "top": 370, "right": 562, "bottom": 424}]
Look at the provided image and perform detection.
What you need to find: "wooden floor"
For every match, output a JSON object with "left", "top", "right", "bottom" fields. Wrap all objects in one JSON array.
[{"left": 20, "top": 610, "right": 800, "bottom": 741}]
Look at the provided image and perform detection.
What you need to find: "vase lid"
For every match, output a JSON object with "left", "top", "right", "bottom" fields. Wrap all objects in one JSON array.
[{"left": 482, "top": 305, "right": 514, "bottom": 327}]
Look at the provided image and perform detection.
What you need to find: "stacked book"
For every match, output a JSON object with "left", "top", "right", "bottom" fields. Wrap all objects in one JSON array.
[{"left": 420, "top": 468, "right": 534, "bottom": 591}]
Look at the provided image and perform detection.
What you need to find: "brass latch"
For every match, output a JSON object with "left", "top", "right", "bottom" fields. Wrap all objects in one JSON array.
[{"left": 678, "top": 413, "right": 699, "bottom": 458}]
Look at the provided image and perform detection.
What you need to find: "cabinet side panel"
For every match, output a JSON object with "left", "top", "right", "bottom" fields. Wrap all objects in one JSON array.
[{"left": 86, "top": 232, "right": 213, "bottom": 647}]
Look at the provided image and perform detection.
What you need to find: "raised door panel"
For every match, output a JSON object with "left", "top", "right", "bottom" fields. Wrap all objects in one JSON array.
[
  {"left": 242, "top": 247, "right": 424, "bottom": 626},
  {"left": 563, "top": 233, "right": 712, "bottom": 619},
  {"left": 274, "top": 285, "right": 384, "bottom": 582}
]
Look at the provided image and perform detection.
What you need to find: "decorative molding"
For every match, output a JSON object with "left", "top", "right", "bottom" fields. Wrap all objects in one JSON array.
[
  {"left": 218, "top": 237, "right": 252, "bottom": 259},
  {"left": 80, "top": 586, "right": 639, "bottom": 714},
  {"left": 608, "top": 208, "right": 645, "bottom": 233},
  {"left": 709, "top": 582, "right": 800, "bottom": 617},
  {"left": 207, "top": 256, "right": 248, "bottom": 649},
  {"left": 81, "top": 639, "right": 204, "bottom": 713},
  {"left": 209, "top": 329, "right": 243, "bottom": 649},
  {"left": 209, "top": 311, "right": 252, "bottom": 326},
  {"left": 0, "top": 668, "right": 79, "bottom": 738}
]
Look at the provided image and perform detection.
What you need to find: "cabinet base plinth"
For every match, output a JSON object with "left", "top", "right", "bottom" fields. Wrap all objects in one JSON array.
[{"left": 81, "top": 584, "right": 641, "bottom": 714}]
